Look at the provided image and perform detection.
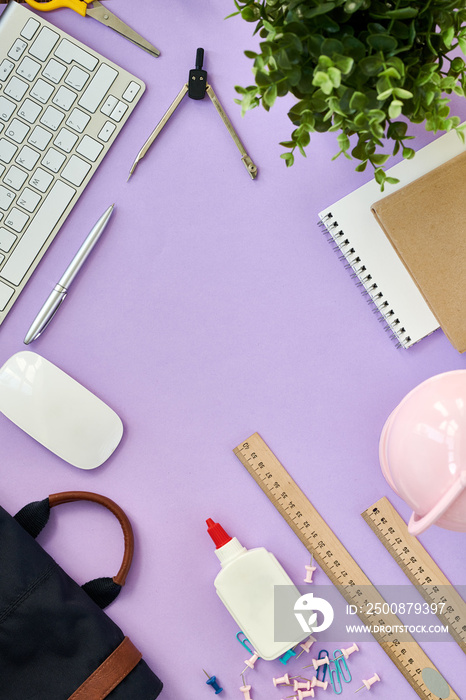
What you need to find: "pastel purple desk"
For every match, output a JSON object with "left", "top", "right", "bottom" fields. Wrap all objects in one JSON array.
[{"left": 0, "top": 2, "right": 464, "bottom": 699}]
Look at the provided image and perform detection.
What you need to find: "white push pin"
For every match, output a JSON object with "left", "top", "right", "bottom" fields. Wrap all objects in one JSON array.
[
  {"left": 311, "top": 676, "right": 328, "bottom": 690},
  {"left": 311, "top": 654, "right": 329, "bottom": 671},
  {"left": 296, "top": 635, "right": 317, "bottom": 659},
  {"left": 355, "top": 673, "right": 381, "bottom": 692},
  {"left": 341, "top": 642, "right": 359, "bottom": 659},
  {"left": 273, "top": 673, "right": 290, "bottom": 687},
  {"left": 293, "top": 679, "right": 311, "bottom": 691},
  {"left": 240, "top": 674, "right": 253, "bottom": 699},
  {"left": 304, "top": 555, "right": 317, "bottom": 583}
]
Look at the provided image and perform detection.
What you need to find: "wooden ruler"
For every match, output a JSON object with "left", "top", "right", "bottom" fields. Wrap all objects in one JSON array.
[
  {"left": 234, "top": 433, "right": 460, "bottom": 700},
  {"left": 362, "top": 497, "right": 466, "bottom": 654}
]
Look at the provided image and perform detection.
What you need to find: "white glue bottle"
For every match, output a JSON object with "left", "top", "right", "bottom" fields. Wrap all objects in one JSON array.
[{"left": 206, "top": 518, "right": 306, "bottom": 660}]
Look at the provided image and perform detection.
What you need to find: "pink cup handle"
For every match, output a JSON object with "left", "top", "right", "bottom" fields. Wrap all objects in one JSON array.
[{"left": 408, "top": 471, "right": 466, "bottom": 536}]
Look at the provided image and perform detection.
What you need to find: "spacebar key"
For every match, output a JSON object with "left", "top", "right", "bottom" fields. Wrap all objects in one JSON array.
[{"left": 1, "top": 181, "right": 75, "bottom": 286}]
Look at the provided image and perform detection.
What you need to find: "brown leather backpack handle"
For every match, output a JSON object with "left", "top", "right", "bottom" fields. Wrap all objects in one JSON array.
[{"left": 49, "top": 491, "right": 134, "bottom": 587}]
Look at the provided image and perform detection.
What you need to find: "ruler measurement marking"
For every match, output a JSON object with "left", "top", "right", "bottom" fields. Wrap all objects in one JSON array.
[
  {"left": 363, "top": 497, "right": 466, "bottom": 653},
  {"left": 234, "top": 434, "right": 461, "bottom": 700}
]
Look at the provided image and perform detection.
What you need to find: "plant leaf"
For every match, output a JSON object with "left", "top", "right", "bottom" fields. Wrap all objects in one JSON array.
[{"left": 367, "top": 34, "right": 398, "bottom": 53}]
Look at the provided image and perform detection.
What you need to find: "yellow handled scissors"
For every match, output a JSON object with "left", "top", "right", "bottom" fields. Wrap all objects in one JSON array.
[{"left": 23, "top": 0, "right": 160, "bottom": 57}]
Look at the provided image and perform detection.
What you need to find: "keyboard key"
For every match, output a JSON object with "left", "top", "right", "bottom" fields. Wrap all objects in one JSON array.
[
  {"left": 7, "top": 39, "right": 27, "bottom": 61},
  {"left": 18, "top": 187, "right": 41, "bottom": 213},
  {"left": 28, "top": 125, "right": 52, "bottom": 151},
  {"left": 110, "top": 101, "right": 128, "bottom": 122},
  {"left": 30, "top": 78, "right": 54, "bottom": 104},
  {"left": 98, "top": 120, "right": 116, "bottom": 143},
  {"left": 0, "top": 60, "right": 14, "bottom": 82},
  {"left": 0, "top": 139, "right": 17, "bottom": 164},
  {"left": 30, "top": 27, "right": 59, "bottom": 62},
  {"left": 21, "top": 17, "right": 40, "bottom": 41},
  {"left": 4, "top": 165, "right": 27, "bottom": 190},
  {"left": 29, "top": 167, "right": 53, "bottom": 193},
  {"left": 78, "top": 64, "right": 118, "bottom": 113},
  {"left": 76, "top": 134, "right": 103, "bottom": 162},
  {"left": 54, "top": 39, "right": 98, "bottom": 71},
  {"left": 65, "top": 66, "right": 89, "bottom": 91},
  {"left": 4, "top": 207, "right": 28, "bottom": 233},
  {"left": 0, "top": 96, "right": 16, "bottom": 121},
  {"left": 16, "top": 145, "right": 40, "bottom": 171},
  {"left": 17, "top": 56, "right": 41, "bottom": 81},
  {"left": 0, "top": 185, "right": 15, "bottom": 210},
  {"left": 41, "top": 147, "right": 66, "bottom": 173},
  {"left": 40, "top": 106, "right": 65, "bottom": 131},
  {"left": 0, "top": 282, "right": 14, "bottom": 310},
  {"left": 4, "top": 76, "right": 28, "bottom": 101},
  {"left": 66, "top": 107, "right": 90, "bottom": 133},
  {"left": 43, "top": 58, "right": 67, "bottom": 84},
  {"left": 122, "top": 81, "right": 141, "bottom": 103},
  {"left": 61, "top": 154, "right": 91, "bottom": 186},
  {"left": 54, "top": 127, "right": 78, "bottom": 153},
  {"left": 5, "top": 118, "right": 29, "bottom": 144},
  {"left": 101, "top": 95, "right": 118, "bottom": 116},
  {"left": 1, "top": 180, "right": 75, "bottom": 285},
  {"left": 0, "top": 227, "right": 16, "bottom": 252},
  {"left": 53, "top": 86, "right": 77, "bottom": 111},
  {"left": 18, "top": 98, "right": 42, "bottom": 124}
]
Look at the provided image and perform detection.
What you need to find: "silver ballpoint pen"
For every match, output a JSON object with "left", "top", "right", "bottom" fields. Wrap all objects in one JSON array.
[{"left": 24, "top": 204, "right": 115, "bottom": 345}]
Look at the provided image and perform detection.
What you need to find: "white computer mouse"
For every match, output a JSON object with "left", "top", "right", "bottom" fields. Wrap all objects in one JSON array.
[{"left": 0, "top": 351, "right": 123, "bottom": 469}]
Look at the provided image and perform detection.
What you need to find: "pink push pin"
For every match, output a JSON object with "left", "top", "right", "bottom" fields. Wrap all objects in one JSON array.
[
  {"left": 297, "top": 690, "right": 314, "bottom": 700},
  {"left": 304, "top": 555, "right": 317, "bottom": 583},
  {"left": 273, "top": 673, "right": 290, "bottom": 687},
  {"left": 240, "top": 674, "right": 252, "bottom": 699},
  {"left": 296, "top": 635, "right": 317, "bottom": 659},
  {"left": 355, "top": 673, "right": 381, "bottom": 692},
  {"left": 312, "top": 654, "right": 329, "bottom": 671},
  {"left": 244, "top": 651, "right": 260, "bottom": 670},
  {"left": 311, "top": 676, "right": 328, "bottom": 690},
  {"left": 293, "top": 679, "right": 311, "bottom": 691},
  {"left": 341, "top": 642, "right": 359, "bottom": 659}
]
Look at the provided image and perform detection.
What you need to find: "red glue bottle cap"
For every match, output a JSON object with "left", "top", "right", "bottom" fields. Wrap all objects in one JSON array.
[{"left": 206, "top": 518, "right": 232, "bottom": 549}]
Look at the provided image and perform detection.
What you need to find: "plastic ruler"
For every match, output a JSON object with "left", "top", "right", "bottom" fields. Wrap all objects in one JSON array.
[
  {"left": 362, "top": 497, "right": 466, "bottom": 654},
  {"left": 234, "top": 433, "right": 460, "bottom": 700}
]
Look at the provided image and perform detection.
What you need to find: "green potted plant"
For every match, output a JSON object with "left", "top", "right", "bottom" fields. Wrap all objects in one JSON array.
[{"left": 230, "top": 0, "right": 466, "bottom": 188}]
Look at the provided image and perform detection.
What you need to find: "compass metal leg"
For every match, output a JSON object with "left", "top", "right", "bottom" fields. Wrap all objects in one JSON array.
[
  {"left": 206, "top": 85, "right": 258, "bottom": 180},
  {"left": 128, "top": 84, "right": 189, "bottom": 179}
]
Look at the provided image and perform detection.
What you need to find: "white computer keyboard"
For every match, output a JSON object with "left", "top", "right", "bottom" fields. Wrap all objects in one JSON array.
[{"left": 0, "top": 0, "right": 145, "bottom": 324}]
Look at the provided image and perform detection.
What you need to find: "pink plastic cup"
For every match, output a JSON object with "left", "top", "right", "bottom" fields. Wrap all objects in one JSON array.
[{"left": 379, "top": 371, "right": 466, "bottom": 535}]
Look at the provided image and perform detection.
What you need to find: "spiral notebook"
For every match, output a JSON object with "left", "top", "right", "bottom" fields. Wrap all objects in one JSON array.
[{"left": 319, "top": 128, "right": 466, "bottom": 348}]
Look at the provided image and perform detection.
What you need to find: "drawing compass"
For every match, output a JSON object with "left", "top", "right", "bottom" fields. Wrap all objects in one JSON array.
[{"left": 128, "top": 48, "right": 258, "bottom": 180}]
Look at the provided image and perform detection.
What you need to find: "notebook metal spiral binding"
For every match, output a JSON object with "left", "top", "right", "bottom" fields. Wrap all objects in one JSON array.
[{"left": 318, "top": 214, "right": 411, "bottom": 349}]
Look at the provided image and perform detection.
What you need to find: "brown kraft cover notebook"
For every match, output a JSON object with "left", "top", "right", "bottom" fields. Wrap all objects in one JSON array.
[{"left": 371, "top": 150, "right": 466, "bottom": 352}]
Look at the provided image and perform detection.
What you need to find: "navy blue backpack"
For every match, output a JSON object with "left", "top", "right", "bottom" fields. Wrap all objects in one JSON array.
[{"left": 0, "top": 491, "right": 163, "bottom": 699}]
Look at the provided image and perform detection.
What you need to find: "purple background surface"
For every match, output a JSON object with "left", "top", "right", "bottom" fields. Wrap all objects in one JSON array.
[{"left": 0, "top": 1, "right": 465, "bottom": 698}]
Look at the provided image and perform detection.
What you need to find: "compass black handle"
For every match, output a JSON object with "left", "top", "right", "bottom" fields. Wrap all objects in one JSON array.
[{"left": 196, "top": 48, "right": 204, "bottom": 70}]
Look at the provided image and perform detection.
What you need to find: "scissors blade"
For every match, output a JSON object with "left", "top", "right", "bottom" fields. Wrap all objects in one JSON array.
[{"left": 86, "top": 1, "right": 160, "bottom": 57}]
